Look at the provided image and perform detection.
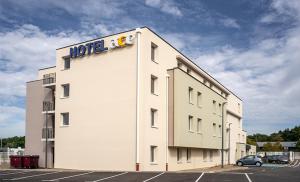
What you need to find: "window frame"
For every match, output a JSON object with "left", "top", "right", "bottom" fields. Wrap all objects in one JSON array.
[
  {"left": 186, "top": 148, "right": 191, "bottom": 162},
  {"left": 150, "top": 108, "right": 158, "bottom": 128},
  {"left": 188, "top": 87, "right": 193, "bottom": 104},
  {"left": 151, "top": 75, "right": 158, "bottom": 95},
  {"left": 150, "top": 145, "right": 157, "bottom": 163},
  {"left": 197, "top": 118, "right": 202, "bottom": 133},
  {"left": 61, "top": 112, "right": 69, "bottom": 126},
  {"left": 188, "top": 115, "right": 193, "bottom": 132},
  {"left": 61, "top": 84, "right": 70, "bottom": 98},
  {"left": 151, "top": 42, "right": 158, "bottom": 63},
  {"left": 177, "top": 148, "right": 182, "bottom": 163},
  {"left": 63, "top": 57, "right": 71, "bottom": 70}
]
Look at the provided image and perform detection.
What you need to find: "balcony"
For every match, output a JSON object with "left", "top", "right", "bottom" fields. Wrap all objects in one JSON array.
[
  {"left": 43, "top": 73, "right": 56, "bottom": 88},
  {"left": 42, "top": 101, "right": 55, "bottom": 114},
  {"left": 41, "top": 128, "right": 55, "bottom": 141}
]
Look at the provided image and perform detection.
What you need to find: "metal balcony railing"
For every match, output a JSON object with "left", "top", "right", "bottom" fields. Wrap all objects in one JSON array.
[
  {"left": 43, "top": 101, "right": 55, "bottom": 112},
  {"left": 43, "top": 73, "right": 56, "bottom": 85},
  {"left": 42, "top": 128, "right": 54, "bottom": 139}
]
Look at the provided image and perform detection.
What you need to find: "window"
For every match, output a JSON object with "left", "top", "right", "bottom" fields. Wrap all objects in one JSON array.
[
  {"left": 197, "top": 92, "right": 202, "bottom": 107},
  {"left": 150, "top": 146, "right": 157, "bottom": 163},
  {"left": 213, "top": 100, "right": 216, "bottom": 113},
  {"left": 151, "top": 75, "right": 158, "bottom": 95},
  {"left": 150, "top": 108, "right": 157, "bottom": 127},
  {"left": 188, "top": 87, "right": 193, "bottom": 104},
  {"left": 187, "top": 68, "right": 191, "bottom": 74},
  {"left": 64, "top": 57, "right": 70, "bottom": 70},
  {"left": 218, "top": 103, "right": 222, "bottom": 114},
  {"left": 219, "top": 125, "right": 222, "bottom": 137},
  {"left": 188, "top": 116, "right": 193, "bottom": 132},
  {"left": 151, "top": 42, "right": 158, "bottom": 62},
  {"left": 209, "top": 150, "right": 213, "bottom": 162},
  {"left": 177, "top": 148, "right": 182, "bottom": 162},
  {"left": 61, "top": 112, "right": 69, "bottom": 126},
  {"left": 213, "top": 123, "right": 216, "bottom": 136},
  {"left": 203, "top": 150, "right": 207, "bottom": 162},
  {"left": 197, "top": 118, "right": 202, "bottom": 133},
  {"left": 186, "top": 148, "right": 191, "bottom": 162},
  {"left": 177, "top": 61, "right": 183, "bottom": 68},
  {"left": 62, "top": 84, "right": 70, "bottom": 97}
]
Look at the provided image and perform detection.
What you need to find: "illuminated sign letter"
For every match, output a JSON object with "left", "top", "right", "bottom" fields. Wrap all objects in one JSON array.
[
  {"left": 78, "top": 45, "right": 86, "bottom": 57},
  {"left": 86, "top": 43, "right": 94, "bottom": 55},
  {"left": 94, "top": 40, "right": 108, "bottom": 53},
  {"left": 70, "top": 47, "right": 78, "bottom": 58}
]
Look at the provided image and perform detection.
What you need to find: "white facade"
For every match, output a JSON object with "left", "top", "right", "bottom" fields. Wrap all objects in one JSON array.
[{"left": 25, "top": 27, "right": 246, "bottom": 171}]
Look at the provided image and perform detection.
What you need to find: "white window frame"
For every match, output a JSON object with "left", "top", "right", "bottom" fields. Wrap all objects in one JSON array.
[
  {"left": 151, "top": 75, "right": 158, "bottom": 95},
  {"left": 197, "top": 92, "right": 202, "bottom": 107},
  {"left": 186, "top": 148, "right": 191, "bottom": 162},
  {"left": 188, "top": 87, "right": 193, "bottom": 104},
  {"left": 197, "top": 118, "right": 202, "bottom": 133},
  {"left": 177, "top": 148, "right": 182, "bottom": 163},
  {"left": 188, "top": 116, "right": 193, "bottom": 132},
  {"left": 150, "top": 145, "right": 157, "bottom": 163},
  {"left": 203, "top": 150, "right": 207, "bottom": 162},
  {"left": 151, "top": 42, "right": 158, "bottom": 63},
  {"left": 61, "top": 84, "right": 70, "bottom": 98},
  {"left": 63, "top": 57, "right": 70, "bottom": 70},
  {"left": 61, "top": 112, "right": 69, "bottom": 126},
  {"left": 150, "top": 108, "right": 158, "bottom": 128},
  {"left": 213, "top": 123, "right": 217, "bottom": 137},
  {"left": 209, "top": 150, "right": 213, "bottom": 162}
]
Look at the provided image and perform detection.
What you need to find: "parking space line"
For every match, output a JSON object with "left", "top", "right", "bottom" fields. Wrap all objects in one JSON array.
[
  {"left": 291, "top": 160, "right": 298, "bottom": 167},
  {"left": 195, "top": 173, "right": 205, "bottom": 182},
  {"left": 293, "top": 161, "right": 300, "bottom": 168},
  {"left": 143, "top": 172, "right": 165, "bottom": 182},
  {"left": 143, "top": 172, "right": 166, "bottom": 182},
  {"left": 0, "top": 171, "right": 27, "bottom": 176},
  {"left": 3, "top": 171, "right": 62, "bottom": 181},
  {"left": 86, "top": 172, "right": 128, "bottom": 182},
  {"left": 245, "top": 173, "right": 252, "bottom": 182},
  {"left": 42, "top": 171, "right": 94, "bottom": 181}
]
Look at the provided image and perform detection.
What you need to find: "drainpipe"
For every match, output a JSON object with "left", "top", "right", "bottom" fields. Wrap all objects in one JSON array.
[
  {"left": 166, "top": 74, "right": 170, "bottom": 171},
  {"left": 135, "top": 28, "right": 141, "bottom": 171},
  {"left": 45, "top": 104, "right": 48, "bottom": 169},
  {"left": 228, "top": 123, "right": 232, "bottom": 165},
  {"left": 221, "top": 102, "right": 227, "bottom": 168}
]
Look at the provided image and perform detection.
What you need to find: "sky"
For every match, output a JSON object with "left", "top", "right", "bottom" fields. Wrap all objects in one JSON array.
[{"left": 0, "top": 0, "right": 300, "bottom": 137}]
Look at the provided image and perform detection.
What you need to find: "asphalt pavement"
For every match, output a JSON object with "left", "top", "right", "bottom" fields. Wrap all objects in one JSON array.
[{"left": 0, "top": 160, "right": 299, "bottom": 182}]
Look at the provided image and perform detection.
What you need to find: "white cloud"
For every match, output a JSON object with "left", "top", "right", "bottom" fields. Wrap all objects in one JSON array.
[
  {"left": 145, "top": 0, "right": 182, "bottom": 17},
  {"left": 193, "top": 25, "right": 300, "bottom": 134},
  {"left": 220, "top": 18, "right": 240, "bottom": 29},
  {"left": 0, "top": 23, "right": 129, "bottom": 137},
  {"left": 162, "top": 32, "right": 201, "bottom": 50}
]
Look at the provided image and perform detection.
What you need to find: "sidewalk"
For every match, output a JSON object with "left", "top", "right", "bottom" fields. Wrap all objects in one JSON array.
[{"left": 180, "top": 165, "right": 248, "bottom": 173}]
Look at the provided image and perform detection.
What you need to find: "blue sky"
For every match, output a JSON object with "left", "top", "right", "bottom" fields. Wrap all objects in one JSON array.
[{"left": 0, "top": 0, "right": 300, "bottom": 137}]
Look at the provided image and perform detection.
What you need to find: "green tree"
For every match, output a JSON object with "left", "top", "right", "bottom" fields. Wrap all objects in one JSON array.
[
  {"left": 262, "top": 142, "right": 283, "bottom": 151},
  {"left": 1, "top": 136, "right": 25, "bottom": 148}
]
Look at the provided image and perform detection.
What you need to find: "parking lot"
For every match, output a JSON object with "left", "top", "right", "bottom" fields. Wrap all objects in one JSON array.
[{"left": 0, "top": 160, "right": 299, "bottom": 182}]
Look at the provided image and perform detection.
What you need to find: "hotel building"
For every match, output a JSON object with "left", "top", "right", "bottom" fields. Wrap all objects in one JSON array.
[{"left": 25, "top": 27, "right": 246, "bottom": 171}]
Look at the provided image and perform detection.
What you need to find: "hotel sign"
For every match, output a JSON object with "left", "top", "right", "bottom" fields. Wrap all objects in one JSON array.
[{"left": 70, "top": 35, "right": 134, "bottom": 58}]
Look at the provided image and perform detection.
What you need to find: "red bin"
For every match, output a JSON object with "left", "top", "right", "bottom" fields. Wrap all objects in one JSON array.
[
  {"left": 9, "top": 155, "right": 23, "bottom": 168},
  {"left": 22, "top": 155, "right": 39, "bottom": 168},
  {"left": 23, "top": 155, "right": 31, "bottom": 168},
  {"left": 31, "top": 155, "right": 39, "bottom": 168}
]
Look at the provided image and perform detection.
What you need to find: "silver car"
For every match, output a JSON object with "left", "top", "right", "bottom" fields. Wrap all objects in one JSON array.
[{"left": 236, "top": 155, "right": 263, "bottom": 167}]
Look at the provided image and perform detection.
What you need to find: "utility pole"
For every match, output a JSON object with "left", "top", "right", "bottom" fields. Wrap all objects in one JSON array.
[{"left": 221, "top": 102, "right": 227, "bottom": 168}]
